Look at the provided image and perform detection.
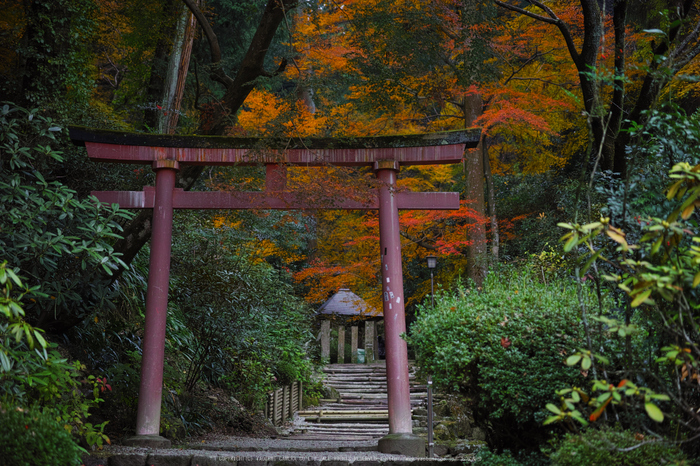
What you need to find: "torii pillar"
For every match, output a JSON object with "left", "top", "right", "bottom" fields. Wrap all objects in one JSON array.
[
  {"left": 375, "top": 160, "right": 418, "bottom": 454},
  {"left": 69, "top": 126, "right": 480, "bottom": 455}
]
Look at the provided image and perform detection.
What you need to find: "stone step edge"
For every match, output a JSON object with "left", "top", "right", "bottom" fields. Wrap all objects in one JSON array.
[{"left": 84, "top": 452, "right": 473, "bottom": 466}]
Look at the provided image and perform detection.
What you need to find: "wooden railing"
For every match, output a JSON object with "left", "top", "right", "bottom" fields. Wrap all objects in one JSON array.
[{"left": 264, "top": 381, "right": 303, "bottom": 426}]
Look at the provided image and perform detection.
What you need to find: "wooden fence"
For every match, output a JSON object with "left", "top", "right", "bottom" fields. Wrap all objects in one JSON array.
[{"left": 264, "top": 381, "right": 303, "bottom": 426}]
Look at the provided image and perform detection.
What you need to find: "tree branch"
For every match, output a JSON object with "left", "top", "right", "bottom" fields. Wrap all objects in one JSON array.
[
  {"left": 494, "top": 0, "right": 581, "bottom": 70},
  {"left": 210, "top": 0, "right": 298, "bottom": 134},
  {"left": 494, "top": 0, "right": 557, "bottom": 25},
  {"left": 181, "top": 0, "right": 234, "bottom": 88},
  {"left": 400, "top": 230, "right": 437, "bottom": 251},
  {"left": 509, "top": 76, "right": 577, "bottom": 89},
  {"left": 672, "top": 13, "right": 700, "bottom": 61},
  {"left": 111, "top": 0, "right": 298, "bottom": 280}
]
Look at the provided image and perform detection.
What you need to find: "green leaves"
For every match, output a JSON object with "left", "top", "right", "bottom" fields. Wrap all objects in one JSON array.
[
  {"left": 565, "top": 348, "right": 608, "bottom": 371},
  {"left": 591, "top": 316, "right": 639, "bottom": 338},
  {"left": 546, "top": 377, "right": 671, "bottom": 428},
  {"left": 655, "top": 345, "right": 695, "bottom": 367},
  {"left": 1, "top": 103, "right": 134, "bottom": 329},
  {"left": 408, "top": 264, "right": 592, "bottom": 425},
  {"left": 645, "top": 403, "right": 664, "bottom": 422},
  {"left": 566, "top": 354, "right": 582, "bottom": 366},
  {"left": 544, "top": 389, "right": 589, "bottom": 427}
]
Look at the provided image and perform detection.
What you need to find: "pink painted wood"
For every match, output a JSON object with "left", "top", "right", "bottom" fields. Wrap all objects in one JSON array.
[
  {"left": 376, "top": 161, "right": 413, "bottom": 435},
  {"left": 84, "top": 142, "right": 467, "bottom": 166},
  {"left": 91, "top": 188, "right": 460, "bottom": 210},
  {"left": 135, "top": 162, "right": 177, "bottom": 436}
]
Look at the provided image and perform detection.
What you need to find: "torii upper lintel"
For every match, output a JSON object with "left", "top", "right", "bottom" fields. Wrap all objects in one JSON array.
[{"left": 69, "top": 126, "right": 480, "bottom": 166}]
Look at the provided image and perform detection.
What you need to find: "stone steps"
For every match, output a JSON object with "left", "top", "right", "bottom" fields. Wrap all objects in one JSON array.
[
  {"left": 86, "top": 451, "right": 471, "bottom": 465},
  {"left": 288, "top": 362, "right": 425, "bottom": 442}
]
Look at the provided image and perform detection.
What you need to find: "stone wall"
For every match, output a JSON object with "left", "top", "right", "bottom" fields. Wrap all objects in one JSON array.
[{"left": 411, "top": 394, "right": 487, "bottom": 458}]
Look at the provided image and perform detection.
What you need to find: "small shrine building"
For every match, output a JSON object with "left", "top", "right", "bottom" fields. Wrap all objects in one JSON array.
[{"left": 317, "top": 288, "right": 384, "bottom": 364}]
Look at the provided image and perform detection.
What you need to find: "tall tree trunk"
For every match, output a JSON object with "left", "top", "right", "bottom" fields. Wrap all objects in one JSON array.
[
  {"left": 462, "top": 93, "right": 487, "bottom": 286},
  {"left": 294, "top": 3, "right": 316, "bottom": 114},
  {"left": 158, "top": 1, "right": 199, "bottom": 134},
  {"left": 143, "top": 0, "right": 180, "bottom": 130},
  {"left": 111, "top": 0, "right": 296, "bottom": 278},
  {"left": 483, "top": 136, "right": 499, "bottom": 261}
]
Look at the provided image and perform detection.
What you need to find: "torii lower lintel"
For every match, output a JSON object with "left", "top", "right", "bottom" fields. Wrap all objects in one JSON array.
[
  {"left": 69, "top": 127, "right": 481, "bottom": 455},
  {"left": 92, "top": 187, "right": 460, "bottom": 210}
]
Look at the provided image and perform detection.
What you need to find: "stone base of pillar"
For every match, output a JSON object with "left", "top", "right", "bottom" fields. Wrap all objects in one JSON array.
[
  {"left": 123, "top": 435, "right": 172, "bottom": 448},
  {"left": 378, "top": 433, "right": 426, "bottom": 457}
]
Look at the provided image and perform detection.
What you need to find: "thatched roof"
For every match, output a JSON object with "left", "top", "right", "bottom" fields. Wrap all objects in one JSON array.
[{"left": 317, "top": 288, "right": 382, "bottom": 318}]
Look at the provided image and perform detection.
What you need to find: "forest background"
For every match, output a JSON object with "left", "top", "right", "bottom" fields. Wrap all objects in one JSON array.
[{"left": 1, "top": 0, "right": 700, "bottom": 464}]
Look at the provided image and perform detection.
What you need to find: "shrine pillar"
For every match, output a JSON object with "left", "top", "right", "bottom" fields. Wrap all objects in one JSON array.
[
  {"left": 375, "top": 161, "right": 425, "bottom": 457},
  {"left": 125, "top": 160, "right": 178, "bottom": 448}
]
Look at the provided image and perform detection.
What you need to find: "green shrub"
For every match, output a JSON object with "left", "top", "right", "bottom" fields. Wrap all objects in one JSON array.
[
  {"left": 168, "top": 216, "right": 315, "bottom": 409},
  {"left": 303, "top": 378, "right": 326, "bottom": 407},
  {"left": 1, "top": 262, "right": 110, "bottom": 449},
  {"left": 474, "top": 448, "right": 548, "bottom": 466},
  {"left": 551, "top": 428, "right": 686, "bottom": 466},
  {"left": 0, "top": 405, "right": 83, "bottom": 466},
  {"left": 1, "top": 103, "right": 133, "bottom": 333},
  {"left": 474, "top": 449, "right": 523, "bottom": 466},
  {"left": 407, "top": 264, "right": 600, "bottom": 449}
]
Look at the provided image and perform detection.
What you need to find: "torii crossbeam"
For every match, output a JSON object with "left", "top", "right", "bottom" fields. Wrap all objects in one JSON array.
[{"left": 70, "top": 126, "right": 480, "bottom": 455}]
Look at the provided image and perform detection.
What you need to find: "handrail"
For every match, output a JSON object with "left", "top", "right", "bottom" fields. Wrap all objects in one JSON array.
[{"left": 264, "top": 381, "right": 303, "bottom": 426}]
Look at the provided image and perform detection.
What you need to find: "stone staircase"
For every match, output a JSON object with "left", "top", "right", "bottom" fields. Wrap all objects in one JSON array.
[
  {"left": 88, "top": 363, "right": 483, "bottom": 465},
  {"left": 290, "top": 361, "right": 427, "bottom": 441}
]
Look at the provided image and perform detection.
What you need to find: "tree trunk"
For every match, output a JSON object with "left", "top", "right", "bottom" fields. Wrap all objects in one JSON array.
[
  {"left": 110, "top": 0, "right": 297, "bottom": 280},
  {"left": 143, "top": 0, "right": 180, "bottom": 130},
  {"left": 496, "top": 0, "right": 700, "bottom": 176},
  {"left": 158, "top": 2, "right": 199, "bottom": 134},
  {"left": 206, "top": 0, "right": 296, "bottom": 135},
  {"left": 483, "top": 136, "right": 499, "bottom": 262},
  {"left": 462, "top": 93, "right": 487, "bottom": 286}
]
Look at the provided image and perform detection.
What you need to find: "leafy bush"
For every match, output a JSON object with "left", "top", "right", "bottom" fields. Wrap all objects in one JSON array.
[
  {"left": 474, "top": 448, "right": 523, "bottom": 466},
  {"left": 541, "top": 105, "right": 700, "bottom": 460},
  {"left": 167, "top": 213, "right": 316, "bottom": 409},
  {"left": 547, "top": 163, "right": 700, "bottom": 458},
  {"left": 551, "top": 428, "right": 686, "bottom": 466},
  {"left": 474, "top": 448, "right": 548, "bottom": 466},
  {"left": 407, "top": 264, "right": 600, "bottom": 449},
  {"left": 1, "top": 262, "right": 110, "bottom": 449},
  {"left": 0, "top": 405, "right": 83, "bottom": 466},
  {"left": 0, "top": 103, "right": 133, "bottom": 333}
]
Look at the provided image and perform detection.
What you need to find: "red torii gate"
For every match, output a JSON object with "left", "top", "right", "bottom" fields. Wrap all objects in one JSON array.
[{"left": 69, "top": 127, "right": 480, "bottom": 456}]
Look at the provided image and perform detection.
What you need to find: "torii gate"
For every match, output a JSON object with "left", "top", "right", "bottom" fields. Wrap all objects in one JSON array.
[{"left": 69, "top": 126, "right": 480, "bottom": 456}]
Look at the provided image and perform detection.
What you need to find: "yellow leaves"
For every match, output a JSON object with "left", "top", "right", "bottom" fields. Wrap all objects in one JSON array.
[
  {"left": 662, "top": 57, "right": 700, "bottom": 103},
  {"left": 396, "top": 165, "right": 458, "bottom": 195},
  {"left": 283, "top": 101, "right": 329, "bottom": 137},
  {"left": 630, "top": 289, "right": 652, "bottom": 308},
  {"left": 605, "top": 225, "right": 628, "bottom": 250},
  {"left": 235, "top": 89, "right": 286, "bottom": 136},
  {"left": 234, "top": 89, "right": 329, "bottom": 138},
  {"left": 250, "top": 239, "right": 305, "bottom": 265},
  {"left": 212, "top": 216, "right": 242, "bottom": 229}
]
